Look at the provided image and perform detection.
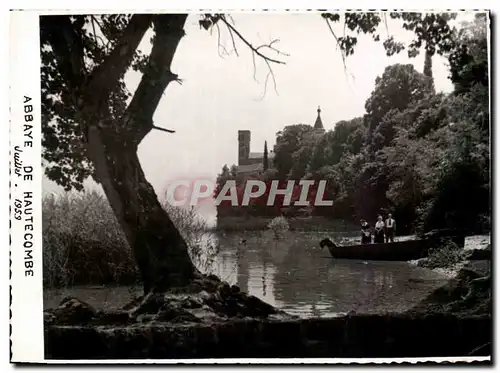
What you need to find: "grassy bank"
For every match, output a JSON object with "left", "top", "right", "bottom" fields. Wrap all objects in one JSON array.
[
  {"left": 409, "top": 238, "right": 491, "bottom": 318},
  {"left": 43, "top": 191, "right": 210, "bottom": 289}
]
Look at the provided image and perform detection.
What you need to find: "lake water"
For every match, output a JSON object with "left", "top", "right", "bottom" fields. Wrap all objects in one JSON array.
[
  {"left": 44, "top": 230, "right": 484, "bottom": 318},
  {"left": 198, "top": 231, "right": 452, "bottom": 317}
]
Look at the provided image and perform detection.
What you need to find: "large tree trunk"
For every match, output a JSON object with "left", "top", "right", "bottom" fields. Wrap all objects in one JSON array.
[
  {"left": 80, "top": 14, "right": 198, "bottom": 293},
  {"left": 45, "top": 14, "right": 200, "bottom": 293},
  {"left": 87, "top": 125, "right": 197, "bottom": 293}
]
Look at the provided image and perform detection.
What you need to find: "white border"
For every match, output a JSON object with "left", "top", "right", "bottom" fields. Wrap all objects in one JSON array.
[
  {"left": 7, "top": 5, "right": 494, "bottom": 365},
  {"left": 44, "top": 357, "right": 490, "bottom": 364},
  {"left": 9, "top": 10, "right": 43, "bottom": 364}
]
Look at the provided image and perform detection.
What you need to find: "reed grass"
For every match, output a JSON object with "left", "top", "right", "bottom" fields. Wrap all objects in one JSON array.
[{"left": 42, "top": 191, "right": 212, "bottom": 288}]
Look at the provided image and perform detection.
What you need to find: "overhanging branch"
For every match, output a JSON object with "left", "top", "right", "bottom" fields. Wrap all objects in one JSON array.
[
  {"left": 219, "top": 16, "right": 286, "bottom": 65},
  {"left": 123, "top": 14, "right": 188, "bottom": 144},
  {"left": 215, "top": 14, "right": 289, "bottom": 98},
  {"left": 324, "top": 18, "right": 348, "bottom": 73},
  {"left": 90, "top": 15, "right": 111, "bottom": 55},
  {"left": 86, "top": 14, "right": 153, "bottom": 98},
  {"left": 152, "top": 125, "right": 176, "bottom": 134}
]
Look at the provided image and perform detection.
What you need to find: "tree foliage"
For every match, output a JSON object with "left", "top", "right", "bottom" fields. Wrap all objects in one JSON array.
[
  {"left": 41, "top": 15, "right": 152, "bottom": 191},
  {"left": 448, "top": 13, "right": 489, "bottom": 95},
  {"left": 216, "top": 13, "right": 490, "bottom": 235},
  {"left": 273, "top": 124, "right": 315, "bottom": 178}
]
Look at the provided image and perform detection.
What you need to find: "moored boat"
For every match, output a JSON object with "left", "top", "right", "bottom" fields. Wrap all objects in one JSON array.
[
  {"left": 319, "top": 238, "right": 431, "bottom": 261},
  {"left": 320, "top": 234, "right": 466, "bottom": 261}
]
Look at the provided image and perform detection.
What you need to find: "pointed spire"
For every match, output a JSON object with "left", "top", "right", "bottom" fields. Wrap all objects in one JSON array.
[{"left": 314, "top": 106, "right": 324, "bottom": 130}]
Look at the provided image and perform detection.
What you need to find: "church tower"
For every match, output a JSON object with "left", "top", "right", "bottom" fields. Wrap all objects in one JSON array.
[
  {"left": 314, "top": 106, "right": 325, "bottom": 134},
  {"left": 314, "top": 106, "right": 325, "bottom": 133},
  {"left": 238, "top": 130, "right": 251, "bottom": 166}
]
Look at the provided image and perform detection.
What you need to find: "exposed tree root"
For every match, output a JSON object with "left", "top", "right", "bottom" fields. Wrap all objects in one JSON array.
[{"left": 45, "top": 274, "right": 292, "bottom": 328}]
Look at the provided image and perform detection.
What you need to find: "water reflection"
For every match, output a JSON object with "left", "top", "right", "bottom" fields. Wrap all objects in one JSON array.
[{"left": 202, "top": 231, "right": 450, "bottom": 318}]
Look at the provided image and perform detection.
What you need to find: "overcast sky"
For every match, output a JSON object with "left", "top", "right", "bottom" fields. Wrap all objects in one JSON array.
[{"left": 43, "top": 11, "right": 477, "bottom": 207}]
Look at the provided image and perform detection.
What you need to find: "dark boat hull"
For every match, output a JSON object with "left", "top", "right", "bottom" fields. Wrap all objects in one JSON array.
[{"left": 327, "top": 239, "right": 433, "bottom": 261}]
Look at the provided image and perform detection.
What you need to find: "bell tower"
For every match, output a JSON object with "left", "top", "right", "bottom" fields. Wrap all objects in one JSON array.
[{"left": 238, "top": 130, "right": 251, "bottom": 166}]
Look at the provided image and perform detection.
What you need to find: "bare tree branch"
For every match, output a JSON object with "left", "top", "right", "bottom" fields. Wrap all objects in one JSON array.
[
  {"left": 152, "top": 125, "right": 176, "bottom": 134},
  {"left": 383, "top": 12, "right": 390, "bottom": 38},
  {"left": 227, "top": 14, "right": 237, "bottom": 26},
  {"left": 219, "top": 16, "right": 286, "bottom": 65},
  {"left": 323, "top": 17, "right": 357, "bottom": 84},
  {"left": 90, "top": 16, "right": 98, "bottom": 44},
  {"left": 90, "top": 15, "right": 111, "bottom": 54},
  {"left": 257, "top": 69, "right": 271, "bottom": 101},
  {"left": 255, "top": 39, "right": 287, "bottom": 57},
  {"left": 213, "top": 15, "right": 287, "bottom": 98},
  {"left": 324, "top": 17, "right": 348, "bottom": 73},
  {"left": 215, "top": 23, "right": 230, "bottom": 58},
  {"left": 251, "top": 52, "right": 259, "bottom": 83},
  {"left": 225, "top": 23, "right": 240, "bottom": 57},
  {"left": 254, "top": 57, "right": 279, "bottom": 101}
]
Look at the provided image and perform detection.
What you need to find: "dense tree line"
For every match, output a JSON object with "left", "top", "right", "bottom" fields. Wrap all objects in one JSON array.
[{"left": 216, "top": 14, "right": 490, "bottom": 235}]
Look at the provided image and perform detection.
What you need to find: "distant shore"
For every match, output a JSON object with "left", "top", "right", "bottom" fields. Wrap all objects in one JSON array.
[{"left": 212, "top": 215, "right": 359, "bottom": 233}]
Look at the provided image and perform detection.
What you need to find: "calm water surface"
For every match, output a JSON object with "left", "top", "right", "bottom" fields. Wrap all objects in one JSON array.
[
  {"left": 43, "top": 230, "right": 477, "bottom": 318},
  {"left": 203, "top": 231, "right": 452, "bottom": 317}
]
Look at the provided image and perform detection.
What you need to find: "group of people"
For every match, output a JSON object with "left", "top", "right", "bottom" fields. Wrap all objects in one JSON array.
[{"left": 360, "top": 213, "right": 396, "bottom": 244}]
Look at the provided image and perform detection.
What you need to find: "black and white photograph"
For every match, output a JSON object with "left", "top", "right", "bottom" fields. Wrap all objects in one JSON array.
[{"left": 9, "top": 8, "right": 492, "bottom": 363}]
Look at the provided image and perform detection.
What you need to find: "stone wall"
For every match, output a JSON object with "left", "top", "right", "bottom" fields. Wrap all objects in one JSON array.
[{"left": 45, "top": 313, "right": 491, "bottom": 359}]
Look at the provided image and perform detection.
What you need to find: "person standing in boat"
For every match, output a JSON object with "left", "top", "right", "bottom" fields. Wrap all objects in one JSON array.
[
  {"left": 360, "top": 219, "right": 372, "bottom": 244},
  {"left": 374, "top": 215, "right": 385, "bottom": 243},
  {"left": 385, "top": 213, "right": 396, "bottom": 243}
]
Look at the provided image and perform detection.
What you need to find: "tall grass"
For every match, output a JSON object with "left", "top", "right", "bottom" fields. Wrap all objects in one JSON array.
[
  {"left": 267, "top": 216, "right": 290, "bottom": 239},
  {"left": 421, "top": 239, "right": 466, "bottom": 270},
  {"left": 43, "top": 191, "right": 214, "bottom": 288}
]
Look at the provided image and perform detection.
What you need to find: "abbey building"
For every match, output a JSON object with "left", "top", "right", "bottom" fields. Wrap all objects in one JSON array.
[{"left": 235, "top": 107, "right": 325, "bottom": 177}]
